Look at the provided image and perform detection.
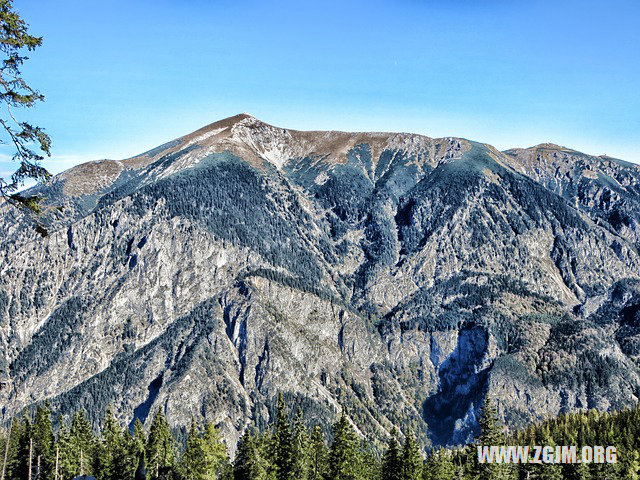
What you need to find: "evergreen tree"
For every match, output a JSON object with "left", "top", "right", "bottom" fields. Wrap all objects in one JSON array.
[
  {"left": 4, "top": 416, "right": 24, "bottom": 480},
  {"left": 69, "top": 410, "right": 96, "bottom": 477},
  {"left": 201, "top": 422, "right": 229, "bottom": 479},
  {"left": 0, "top": 431, "right": 5, "bottom": 480},
  {"left": 357, "top": 439, "right": 380, "bottom": 480},
  {"left": 423, "top": 449, "right": 455, "bottom": 480},
  {"left": 569, "top": 461, "right": 592, "bottom": 480},
  {"left": 127, "top": 419, "right": 147, "bottom": 476},
  {"left": 474, "top": 397, "right": 514, "bottom": 480},
  {"left": 97, "top": 405, "right": 128, "bottom": 480},
  {"left": 0, "top": 392, "right": 638, "bottom": 480},
  {"left": 308, "top": 426, "right": 329, "bottom": 480},
  {"left": 381, "top": 428, "right": 402, "bottom": 480},
  {"left": 8, "top": 410, "right": 31, "bottom": 480},
  {"left": 621, "top": 449, "right": 640, "bottom": 480},
  {"left": 534, "top": 430, "right": 563, "bottom": 480},
  {"left": 55, "top": 420, "right": 75, "bottom": 480},
  {"left": 329, "top": 411, "right": 360, "bottom": 480},
  {"left": 274, "top": 394, "right": 294, "bottom": 480},
  {"left": 233, "top": 430, "right": 251, "bottom": 480},
  {"left": 179, "top": 419, "right": 206, "bottom": 480},
  {"left": 178, "top": 418, "right": 227, "bottom": 479},
  {"left": 0, "top": 0, "right": 53, "bottom": 220},
  {"left": 32, "top": 403, "right": 54, "bottom": 480},
  {"left": 118, "top": 426, "right": 137, "bottom": 480},
  {"left": 234, "top": 430, "right": 273, "bottom": 480},
  {"left": 477, "top": 397, "right": 502, "bottom": 447},
  {"left": 146, "top": 409, "right": 176, "bottom": 480},
  {"left": 132, "top": 418, "right": 147, "bottom": 456},
  {"left": 401, "top": 430, "right": 422, "bottom": 480},
  {"left": 291, "top": 409, "right": 310, "bottom": 480}
]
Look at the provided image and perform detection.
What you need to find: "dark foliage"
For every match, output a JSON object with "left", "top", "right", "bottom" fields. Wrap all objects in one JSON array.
[
  {"left": 10, "top": 297, "right": 87, "bottom": 382},
  {"left": 129, "top": 153, "right": 324, "bottom": 282}
]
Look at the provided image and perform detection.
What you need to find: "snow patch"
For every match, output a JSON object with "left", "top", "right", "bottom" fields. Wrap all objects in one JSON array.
[
  {"left": 228, "top": 117, "right": 297, "bottom": 170},
  {"left": 314, "top": 171, "right": 330, "bottom": 185}
]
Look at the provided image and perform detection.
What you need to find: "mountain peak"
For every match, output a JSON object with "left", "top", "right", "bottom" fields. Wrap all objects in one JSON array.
[
  {"left": 503, "top": 143, "right": 572, "bottom": 155},
  {"left": 529, "top": 142, "right": 569, "bottom": 150},
  {"left": 189, "top": 112, "right": 262, "bottom": 134}
]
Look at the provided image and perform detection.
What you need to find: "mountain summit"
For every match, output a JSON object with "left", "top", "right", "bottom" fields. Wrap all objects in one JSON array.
[{"left": 2, "top": 115, "right": 640, "bottom": 449}]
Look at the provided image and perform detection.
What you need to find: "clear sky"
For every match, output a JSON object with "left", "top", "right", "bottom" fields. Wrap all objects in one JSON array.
[{"left": 2, "top": 0, "right": 639, "bottom": 181}]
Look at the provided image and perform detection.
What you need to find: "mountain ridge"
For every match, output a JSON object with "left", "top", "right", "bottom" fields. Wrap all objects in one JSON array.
[
  {"left": 2, "top": 114, "right": 640, "bottom": 452},
  {"left": 23, "top": 114, "right": 624, "bottom": 207}
]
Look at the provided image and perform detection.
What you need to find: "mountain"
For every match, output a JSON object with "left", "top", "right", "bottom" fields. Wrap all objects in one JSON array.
[{"left": 2, "top": 113, "right": 640, "bottom": 450}]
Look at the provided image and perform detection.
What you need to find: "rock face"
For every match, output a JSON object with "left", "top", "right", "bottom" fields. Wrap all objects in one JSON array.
[{"left": 2, "top": 114, "right": 640, "bottom": 450}]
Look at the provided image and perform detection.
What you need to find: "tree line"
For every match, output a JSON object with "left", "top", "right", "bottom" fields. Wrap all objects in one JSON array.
[{"left": 1, "top": 395, "right": 639, "bottom": 479}]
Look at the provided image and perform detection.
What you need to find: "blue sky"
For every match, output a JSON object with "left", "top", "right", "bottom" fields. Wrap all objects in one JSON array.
[{"left": 2, "top": 0, "right": 639, "bottom": 181}]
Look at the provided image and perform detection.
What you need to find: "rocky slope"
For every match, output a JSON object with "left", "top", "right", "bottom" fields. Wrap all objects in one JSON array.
[{"left": 1, "top": 114, "right": 640, "bottom": 450}]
